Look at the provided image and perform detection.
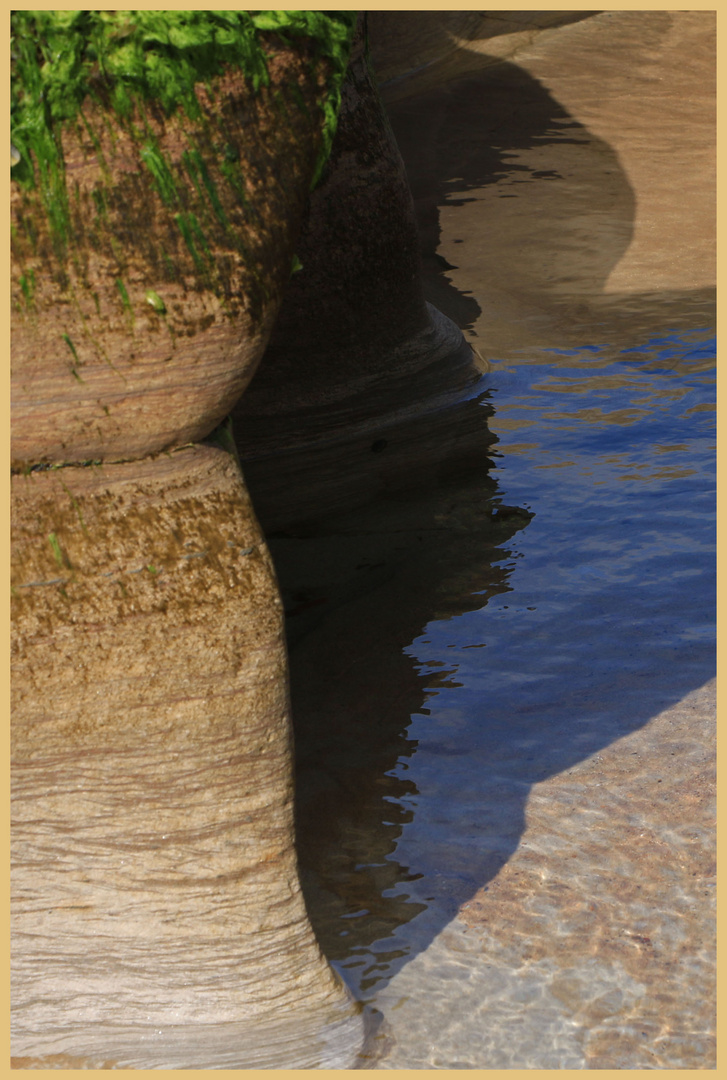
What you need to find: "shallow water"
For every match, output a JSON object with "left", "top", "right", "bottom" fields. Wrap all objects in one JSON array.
[
  {"left": 285, "top": 330, "right": 715, "bottom": 1050},
  {"left": 272, "top": 322, "right": 716, "bottom": 1070},
  {"left": 276, "top": 10, "right": 715, "bottom": 1069}
]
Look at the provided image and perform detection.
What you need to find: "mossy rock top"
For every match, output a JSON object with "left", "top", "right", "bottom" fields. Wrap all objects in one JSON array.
[
  {"left": 10, "top": 10, "right": 359, "bottom": 468},
  {"left": 11, "top": 9, "right": 357, "bottom": 241}
]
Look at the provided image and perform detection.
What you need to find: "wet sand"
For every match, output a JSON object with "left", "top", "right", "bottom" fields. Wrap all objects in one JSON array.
[{"left": 371, "top": 680, "right": 715, "bottom": 1069}]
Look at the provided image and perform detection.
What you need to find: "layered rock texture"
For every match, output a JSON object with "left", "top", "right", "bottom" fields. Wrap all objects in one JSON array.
[
  {"left": 11, "top": 448, "right": 363, "bottom": 1067},
  {"left": 11, "top": 11, "right": 365, "bottom": 1068},
  {"left": 11, "top": 11, "right": 481, "bottom": 1067}
]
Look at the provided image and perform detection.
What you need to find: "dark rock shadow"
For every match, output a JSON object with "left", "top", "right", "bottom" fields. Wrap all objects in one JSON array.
[
  {"left": 241, "top": 12, "right": 715, "bottom": 999},
  {"left": 277, "top": 441, "right": 534, "bottom": 978}
]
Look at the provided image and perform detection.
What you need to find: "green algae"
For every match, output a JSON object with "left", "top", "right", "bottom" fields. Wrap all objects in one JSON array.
[
  {"left": 11, "top": 9, "right": 357, "bottom": 255},
  {"left": 62, "top": 333, "right": 83, "bottom": 380},
  {"left": 145, "top": 289, "right": 166, "bottom": 315},
  {"left": 183, "top": 147, "right": 229, "bottom": 227},
  {"left": 19, "top": 268, "right": 36, "bottom": 303},
  {"left": 115, "top": 277, "right": 131, "bottom": 311},
  {"left": 47, "top": 532, "right": 65, "bottom": 569},
  {"left": 139, "top": 140, "right": 179, "bottom": 207}
]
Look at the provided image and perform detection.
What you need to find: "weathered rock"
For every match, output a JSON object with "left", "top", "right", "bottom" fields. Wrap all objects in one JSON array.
[
  {"left": 10, "top": 10, "right": 495, "bottom": 1067},
  {"left": 11, "top": 445, "right": 363, "bottom": 1066},
  {"left": 11, "top": 26, "right": 333, "bottom": 467},
  {"left": 11, "top": 13, "right": 366, "bottom": 1066}
]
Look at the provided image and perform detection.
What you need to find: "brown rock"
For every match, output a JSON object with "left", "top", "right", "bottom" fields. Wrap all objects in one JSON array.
[
  {"left": 11, "top": 43, "right": 329, "bottom": 468},
  {"left": 11, "top": 445, "right": 361, "bottom": 1065}
]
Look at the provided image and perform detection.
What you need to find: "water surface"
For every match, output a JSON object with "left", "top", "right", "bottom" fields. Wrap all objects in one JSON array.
[{"left": 279, "top": 9, "right": 715, "bottom": 1068}]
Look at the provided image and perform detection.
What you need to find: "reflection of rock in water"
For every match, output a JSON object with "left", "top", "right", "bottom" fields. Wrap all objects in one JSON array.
[
  {"left": 235, "top": 309, "right": 484, "bottom": 532},
  {"left": 381, "top": 54, "right": 635, "bottom": 339},
  {"left": 257, "top": 388, "right": 534, "bottom": 969},
  {"left": 372, "top": 9, "right": 714, "bottom": 351},
  {"left": 233, "top": 16, "right": 489, "bottom": 532},
  {"left": 230, "top": 13, "right": 537, "bottom": 969},
  {"left": 239, "top": 6, "right": 697, "bottom": 1004},
  {"left": 367, "top": 10, "right": 598, "bottom": 88}
]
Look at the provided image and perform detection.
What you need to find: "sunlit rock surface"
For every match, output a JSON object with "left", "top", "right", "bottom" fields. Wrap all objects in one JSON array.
[
  {"left": 10, "top": 14, "right": 364, "bottom": 1066},
  {"left": 11, "top": 446, "right": 365, "bottom": 1067}
]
